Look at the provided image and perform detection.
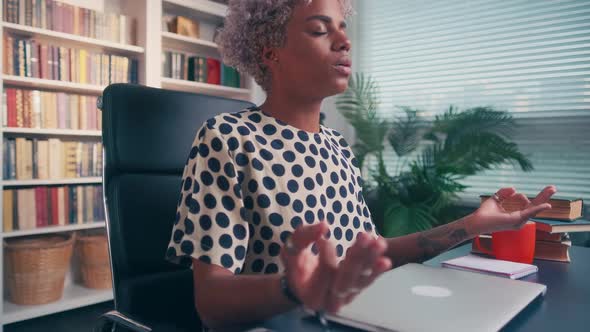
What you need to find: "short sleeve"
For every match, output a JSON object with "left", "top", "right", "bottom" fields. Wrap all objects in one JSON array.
[{"left": 166, "top": 122, "right": 249, "bottom": 274}]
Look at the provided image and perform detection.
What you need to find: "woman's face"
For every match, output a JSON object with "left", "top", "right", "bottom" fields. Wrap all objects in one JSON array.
[{"left": 269, "top": 0, "right": 352, "bottom": 99}]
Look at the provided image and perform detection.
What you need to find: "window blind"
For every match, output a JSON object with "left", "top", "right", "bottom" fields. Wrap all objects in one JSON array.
[{"left": 355, "top": 0, "right": 590, "bottom": 207}]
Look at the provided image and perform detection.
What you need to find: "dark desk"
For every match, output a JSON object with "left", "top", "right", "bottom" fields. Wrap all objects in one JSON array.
[{"left": 235, "top": 244, "right": 590, "bottom": 332}]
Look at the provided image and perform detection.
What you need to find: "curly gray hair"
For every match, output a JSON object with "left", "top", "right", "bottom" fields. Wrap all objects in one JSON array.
[{"left": 216, "top": 0, "right": 354, "bottom": 92}]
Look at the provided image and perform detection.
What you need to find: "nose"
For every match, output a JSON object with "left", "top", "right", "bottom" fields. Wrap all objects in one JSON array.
[{"left": 333, "top": 31, "right": 351, "bottom": 52}]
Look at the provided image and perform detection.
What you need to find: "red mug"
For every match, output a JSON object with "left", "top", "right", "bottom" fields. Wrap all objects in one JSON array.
[{"left": 474, "top": 221, "right": 536, "bottom": 264}]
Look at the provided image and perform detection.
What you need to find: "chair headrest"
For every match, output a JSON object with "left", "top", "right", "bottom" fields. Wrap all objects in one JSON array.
[{"left": 100, "top": 84, "right": 255, "bottom": 174}]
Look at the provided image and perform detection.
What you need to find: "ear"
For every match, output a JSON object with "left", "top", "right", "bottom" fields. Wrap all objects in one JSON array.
[{"left": 262, "top": 46, "right": 278, "bottom": 66}]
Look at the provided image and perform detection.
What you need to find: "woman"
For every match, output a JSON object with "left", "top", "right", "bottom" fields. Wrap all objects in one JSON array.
[{"left": 166, "top": 0, "right": 556, "bottom": 329}]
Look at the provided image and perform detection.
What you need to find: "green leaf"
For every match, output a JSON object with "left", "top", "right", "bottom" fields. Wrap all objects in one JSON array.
[
  {"left": 336, "top": 73, "right": 389, "bottom": 170},
  {"left": 388, "top": 107, "right": 424, "bottom": 157}
]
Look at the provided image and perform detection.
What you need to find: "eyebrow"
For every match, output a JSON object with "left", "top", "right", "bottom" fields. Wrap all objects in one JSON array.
[{"left": 305, "top": 15, "right": 347, "bottom": 29}]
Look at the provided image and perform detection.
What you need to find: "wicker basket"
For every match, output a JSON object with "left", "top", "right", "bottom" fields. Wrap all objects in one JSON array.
[
  {"left": 4, "top": 234, "right": 74, "bottom": 305},
  {"left": 76, "top": 233, "right": 112, "bottom": 289}
]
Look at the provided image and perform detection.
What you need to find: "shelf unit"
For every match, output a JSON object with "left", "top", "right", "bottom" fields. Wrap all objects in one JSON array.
[
  {"left": 2, "top": 75, "right": 105, "bottom": 95},
  {"left": 0, "top": 1, "right": 259, "bottom": 330},
  {"left": 1, "top": 22, "right": 145, "bottom": 55},
  {"left": 2, "top": 128, "right": 102, "bottom": 137},
  {"left": 2, "top": 284, "right": 113, "bottom": 325},
  {"left": 2, "top": 178, "right": 103, "bottom": 187},
  {"left": 2, "top": 221, "right": 106, "bottom": 239}
]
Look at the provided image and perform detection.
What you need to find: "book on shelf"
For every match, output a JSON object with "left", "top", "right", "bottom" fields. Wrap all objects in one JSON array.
[
  {"left": 3, "top": 88, "right": 101, "bottom": 130},
  {"left": 2, "top": 185, "right": 104, "bottom": 232},
  {"left": 206, "top": 58, "right": 221, "bottom": 85},
  {"left": 3, "top": 0, "right": 137, "bottom": 45},
  {"left": 531, "top": 218, "right": 590, "bottom": 234},
  {"left": 3, "top": 138, "right": 102, "bottom": 180},
  {"left": 167, "top": 16, "right": 200, "bottom": 38},
  {"left": 163, "top": 51, "right": 241, "bottom": 88},
  {"left": 480, "top": 194, "right": 583, "bottom": 221},
  {"left": 3, "top": 34, "right": 139, "bottom": 85},
  {"left": 221, "top": 64, "right": 240, "bottom": 88}
]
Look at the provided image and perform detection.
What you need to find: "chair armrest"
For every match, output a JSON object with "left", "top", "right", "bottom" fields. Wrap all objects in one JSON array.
[{"left": 94, "top": 310, "right": 152, "bottom": 332}]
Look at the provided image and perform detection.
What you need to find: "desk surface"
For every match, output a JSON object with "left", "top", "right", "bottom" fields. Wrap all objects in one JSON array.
[{"left": 237, "top": 244, "right": 590, "bottom": 332}]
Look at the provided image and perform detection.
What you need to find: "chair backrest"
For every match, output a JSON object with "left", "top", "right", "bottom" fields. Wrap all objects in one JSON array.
[{"left": 100, "top": 84, "right": 254, "bottom": 328}]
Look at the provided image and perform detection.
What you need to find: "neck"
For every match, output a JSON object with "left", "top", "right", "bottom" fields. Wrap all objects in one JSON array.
[{"left": 259, "top": 89, "right": 323, "bottom": 133}]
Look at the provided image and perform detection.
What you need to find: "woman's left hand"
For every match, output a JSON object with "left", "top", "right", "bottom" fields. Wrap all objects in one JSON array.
[{"left": 471, "top": 185, "right": 557, "bottom": 234}]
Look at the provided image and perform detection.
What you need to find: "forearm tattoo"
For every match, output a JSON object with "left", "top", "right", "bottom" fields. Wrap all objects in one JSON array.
[{"left": 415, "top": 221, "right": 470, "bottom": 263}]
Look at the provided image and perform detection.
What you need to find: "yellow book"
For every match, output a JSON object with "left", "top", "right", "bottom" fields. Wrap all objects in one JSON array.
[
  {"left": 3, "top": 190, "right": 14, "bottom": 232},
  {"left": 71, "top": 95, "right": 79, "bottom": 130},
  {"left": 48, "top": 138, "right": 62, "bottom": 179},
  {"left": 79, "top": 49, "right": 88, "bottom": 84},
  {"left": 17, "top": 189, "right": 35, "bottom": 230},
  {"left": 37, "top": 140, "right": 49, "bottom": 179},
  {"left": 15, "top": 137, "right": 27, "bottom": 180},
  {"left": 16, "top": 89, "right": 24, "bottom": 128},
  {"left": 64, "top": 142, "right": 78, "bottom": 178},
  {"left": 59, "top": 47, "right": 68, "bottom": 82},
  {"left": 4, "top": 35, "right": 14, "bottom": 75},
  {"left": 45, "top": 92, "right": 58, "bottom": 129},
  {"left": 31, "top": 90, "right": 41, "bottom": 128}
]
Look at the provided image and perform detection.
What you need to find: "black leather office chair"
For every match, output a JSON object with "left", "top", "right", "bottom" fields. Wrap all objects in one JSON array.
[{"left": 95, "top": 84, "right": 255, "bottom": 331}]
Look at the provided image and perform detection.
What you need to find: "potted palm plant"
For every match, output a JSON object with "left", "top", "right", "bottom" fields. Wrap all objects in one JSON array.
[{"left": 336, "top": 73, "right": 533, "bottom": 237}]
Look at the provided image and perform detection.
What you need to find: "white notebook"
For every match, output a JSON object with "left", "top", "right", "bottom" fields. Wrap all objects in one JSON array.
[{"left": 442, "top": 254, "right": 538, "bottom": 279}]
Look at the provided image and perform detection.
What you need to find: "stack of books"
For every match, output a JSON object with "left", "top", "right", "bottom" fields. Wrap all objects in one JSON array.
[
  {"left": 3, "top": 35, "right": 139, "bottom": 85},
  {"left": 3, "top": 88, "right": 101, "bottom": 130},
  {"left": 3, "top": 138, "right": 102, "bottom": 180},
  {"left": 2, "top": 185, "right": 104, "bottom": 231},
  {"left": 162, "top": 51, "right": 241, "bottom": 88},
  {"left": 473, "top": 196, "right": 589, "bottom": 263},
  {"left": 3, "top": 0, "right": 136, "bottom": 45}
]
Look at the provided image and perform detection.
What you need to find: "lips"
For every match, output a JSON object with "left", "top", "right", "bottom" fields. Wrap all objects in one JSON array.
[
  {"left": 335, "top": 58, "right": 352, "bottom": 67},
  {"left": 333, "top": 57, "right": 352, "bottom": 75}
]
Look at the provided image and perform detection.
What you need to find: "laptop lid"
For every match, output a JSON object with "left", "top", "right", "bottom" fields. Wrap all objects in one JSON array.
[{"left": 324, "top": 263, "right": 546, "bottom": 332}]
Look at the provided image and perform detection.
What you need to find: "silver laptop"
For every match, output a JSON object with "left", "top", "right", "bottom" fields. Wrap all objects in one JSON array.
[{"left": 321, "top": 263, "right": 546, "bottom": 332}]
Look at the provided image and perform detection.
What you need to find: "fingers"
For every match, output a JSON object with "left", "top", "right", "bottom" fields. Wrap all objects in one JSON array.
[
  {"left": 511, "top": 193, "right": 530, "bottom": 209},
  {"left": 325, "top": 234, "right": 390, "bottom": 313},
  {"left": 307, "top": 235, "right": 338, "bottom": 310},
  {"left": 495, "top": 187, "right": 516, "bottom": 201},
  {"left": 331, "top": 233, "right": 372, "bottom": 294},
  {"left": 519, "top": 203, "right": 552, "bottom": 220},
  {"left": 341, "top": 257, "right": 392, "bottom": 305},
  {"left": 530, "top": 185, "right": 557, "bottom": 206},
  {"left": 288, "top": 221, "right": 329, "bottom": 256}
]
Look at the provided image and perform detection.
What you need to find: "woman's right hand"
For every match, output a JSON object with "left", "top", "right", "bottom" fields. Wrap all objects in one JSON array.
[{"left": 280, "top": 221, "right": 391, "bottom": 312}]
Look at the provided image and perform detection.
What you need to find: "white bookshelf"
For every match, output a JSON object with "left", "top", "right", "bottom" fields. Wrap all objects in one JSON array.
[
  {"left": 0, "top": 1, "right": 259, "bottom": 330},
  {"left": 2, "top": 222, "right": 106, "bottom": 238},
  {"left": 1, "top": 22, "right": 145, "bottom": 55},
  {"left": 2, "top": 128, "right": 102, "bottom": 137},
  {"left": 2, "top": 284, "right": 113, "bottom": 325},
  {"left": 163, "top": 0, "right": 228, "bottom": 19},
  {"left": 2, "top": 177, "right": 103, "bottom": 187},
  {"left": 2, "top": 75, "right": 105, "bottom": 95},
  {"left": 161, "top": 31, "right": 218, "bottom": 51}
]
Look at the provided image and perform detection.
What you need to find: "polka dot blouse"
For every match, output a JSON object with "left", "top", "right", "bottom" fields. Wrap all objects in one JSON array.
[{"left": 166, "top": 106, "right": 378, "bottom": 274}]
